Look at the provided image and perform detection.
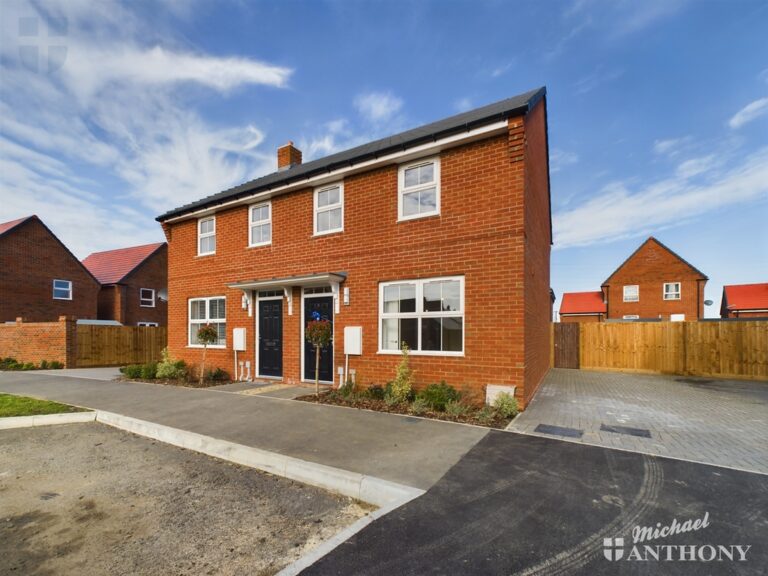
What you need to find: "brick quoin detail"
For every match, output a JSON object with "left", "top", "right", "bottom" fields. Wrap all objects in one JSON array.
[{"left": 163, "top": 100, "right": 552, "bottom": 407}]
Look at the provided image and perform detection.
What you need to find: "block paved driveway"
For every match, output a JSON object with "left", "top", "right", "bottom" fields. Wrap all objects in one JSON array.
[{"left": 508, "top": 368, "right": 768, "bottom": 474}]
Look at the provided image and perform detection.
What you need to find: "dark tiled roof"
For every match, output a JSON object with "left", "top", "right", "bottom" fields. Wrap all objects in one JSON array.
[
  {"left": 157, "top": 86, "right": 546, "bottom": 222},
  {"left": 82, "top": 242, "right": 166, "bottom": 285}
]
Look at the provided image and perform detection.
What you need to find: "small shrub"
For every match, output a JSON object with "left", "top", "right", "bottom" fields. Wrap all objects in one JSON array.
[
  {"left": 122, "top": 364, "right": 143, "bottom": 379},
  {"left": 40, "top": 360, "right": 49, "bottom": 369},
  {"left": 409, "top": 397, "right": 429, "bottom": 415},
  {"left": 419, "top": 381, "right": 461, "bottom": 412},
  {"left": 365, "top": 384, "right": 386, "bottom": 400},
  {"left": 209, "top": 367, "right": 229, "bottom": 381},
  {"left": 445, "top": 399, "right": 470, "bottom": 417},
  {"left": 48, "top": 361, "right": 64, "bottom": 369},
  {"left": 493, "top": 392, "right": 519, "bottom": 418},
  {"left": 140, "top": 362, "right": 158, "bottom": 379},
  {"left": 21, "top": 362, "right": 37, "bottom": 371},
  {"left": 389, "top": 343, "right": 414, "bottom": 403},
  {"left": 384, "top": 392, "right": 401, "bottom": 407},
  {"left": 0, "top": 357, "right": 20, "bottom": 370},
  {"left": 156, "top": 348, "right": 187, "bottom": 380},
  {"left": 338, "top": 378, "right": 355, "bottom": 398},
  {"left": 475, "top": 406, "right": 497, "bottom": 426}
]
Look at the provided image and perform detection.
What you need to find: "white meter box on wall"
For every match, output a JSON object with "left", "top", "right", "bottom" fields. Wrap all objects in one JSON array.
[{"left": 344, "top": 326, "right": 362, "bottom": 355}]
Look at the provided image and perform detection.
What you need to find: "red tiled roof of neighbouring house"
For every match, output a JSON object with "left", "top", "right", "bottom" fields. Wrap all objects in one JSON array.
[
  {"left": 722, "top": 283, "right": 768, "bottom": 312},
  {"left": 82, "top": 242, "right": 165, "bottom": 285},
  {"left": 0, "top": 215, "right": 35, "bottom": 236},
  {"left": 560, "top": 291, "right": 607, "bottom": 315}
]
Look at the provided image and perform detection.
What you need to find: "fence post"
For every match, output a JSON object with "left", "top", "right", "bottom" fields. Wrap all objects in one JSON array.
[{"left": 60, "top": 316, "right": 78, "bottom": 368}]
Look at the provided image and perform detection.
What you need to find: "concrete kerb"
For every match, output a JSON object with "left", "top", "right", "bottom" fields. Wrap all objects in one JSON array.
[
  {"left": 0, "top": 411, "right": 96, "bottom": 430},
  {"left": 94, "top": 410, "right": 426, "bottom": 508}
]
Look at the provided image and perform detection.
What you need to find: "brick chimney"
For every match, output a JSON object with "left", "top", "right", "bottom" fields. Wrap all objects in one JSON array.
[{"left": 277, "top": 141, "right": 302, "bottom": 171}]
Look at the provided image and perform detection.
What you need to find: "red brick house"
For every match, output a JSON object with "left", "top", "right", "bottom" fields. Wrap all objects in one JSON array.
[
  {"left": 156, "top": 87, "right": 552, "bottom": 407},
  {"left": 0, "top": 215, "right": 100, "bottom": 322},
  {"left": 720, "top": 283, "right": 768, "bottom": 318},
  {"left": 82, "top": 243, "right": 168, "bottom": 326},
  {"left": 559, "top": 291, "right": 606, "bottom": 323},
  {"left": 601, "top": 237, "right": 707, "bottom": 321}
]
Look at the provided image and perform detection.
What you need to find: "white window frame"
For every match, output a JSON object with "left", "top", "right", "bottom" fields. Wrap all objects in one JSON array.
[
  {"left": 378, "top": 275, "right": 464, "bottom": 356},
  {"left": 663, "top": 282, "right": 681, "bottom": 300},
  {"left": 622, "top": 315, "right": 640, "bottom": 320},
  {"left": 140, "top": 288, "right": 155, "bottom": 307},
  {"left": 249, "top": 201, "right": 272, "bottom": 247},
  {"left": 188, "top": 296, "right": 226, "bottom": 348},
  {"left": 138, "top": 322, "right": 159, "bottom": 327},
  {"left": 398, "top": 156, "right": 441, "bottom": 221},
  {"left": 623, "top": 285, "right": 639, "bottom": 302},
  {"left": 52, "top": 279, "right": 72, "bottom": 300},
  {"left": 313, "top": 182, "right": 344, "bottom": 236},
  {"left": 198, "top": 216, "right": 216, "bottom": 256}
]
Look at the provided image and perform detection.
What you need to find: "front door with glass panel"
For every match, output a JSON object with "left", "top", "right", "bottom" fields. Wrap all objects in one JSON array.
[
  {"left": 258, "top": 299, "right": 283, "bottom": 378},
  {"left": 303, "top": 294, "right": 333, "bottom": 382}
]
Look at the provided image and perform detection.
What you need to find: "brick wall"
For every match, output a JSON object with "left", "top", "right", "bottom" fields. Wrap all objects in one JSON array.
[
  {"left": 604, "top": 238, "right": 706, "bottom": 321},
  {"left": 111, "top": 245, "right": 168, "bottom": 326},
  {"left": 521, "top": 100, "right": 552, "bottom": 406},
  {"left": 0, "top": 316, "right": 76, "bottom": 366},
  {"left": 163, "top": 109, "right": 550, "bottom": 405},
  {"left": 0, "top": 218, "right": 100, "bottom": 322}
]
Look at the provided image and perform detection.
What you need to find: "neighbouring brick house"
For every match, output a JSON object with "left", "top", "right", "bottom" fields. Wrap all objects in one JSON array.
[
  {"left": 157, "top": 87, "right": 552, "bottom": 407},
  {"left": 720, "top": 283, "right": 768, "bottom": 318},
  {"left": 601, "top": 237, "right": 707, "bottom": 321},
  {"left": 558, "top": 291, "right": 606, "bottom": 323},
  {"left": 82, "top": 243, "right": 168, "bottom": 326},
  {"left": 0, "top": 215, "right": 100, "bottom": 323}
]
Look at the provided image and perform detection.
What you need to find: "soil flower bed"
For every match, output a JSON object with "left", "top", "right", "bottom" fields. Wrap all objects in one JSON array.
[{"left": 296, "top": 390, "right": 515, "bottom": 430}]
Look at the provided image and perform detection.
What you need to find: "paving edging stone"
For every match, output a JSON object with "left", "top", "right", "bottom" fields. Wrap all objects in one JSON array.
[{"left": 0, "top": 411, "right": 95, "bottom": 429}]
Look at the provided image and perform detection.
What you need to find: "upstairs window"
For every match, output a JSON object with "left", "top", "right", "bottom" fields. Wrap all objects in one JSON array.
[
  {"left": 188, "top": 297, "right": 226, "bottom": 347},
  {"left": 198, "top": 216, "right": 216, "bottom": 256},
  {"left": 249, "top": 202, "right": 272, "bottom": 247},
  {"left": 379, "top": 276, "right": 463, "bottom": 355},
  {"left": 623, "top": 285, "right": 639, "bottom": 302},
  {"left": 398, "top": 157, "right": 440, "bottom": 221},
  {"left": 140, "top": 288, "right": 155, "bottom": 307},
  {"left": 53, "top": 279, "right": 72, "bottom": 300},
  {"left": 663, "top": 282, "right": 681, "bottom": 300},
  {"left": 314, "top": 183, "right": 344, "bottom": 235}
]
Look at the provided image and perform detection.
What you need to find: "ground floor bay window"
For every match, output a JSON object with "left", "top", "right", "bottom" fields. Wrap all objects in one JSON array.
[
  {"left": 189, "top": 296, "right": 226, "bottom": 347},
  {"left": 379, "top": 276, "right": 464, "bottom": 355}
]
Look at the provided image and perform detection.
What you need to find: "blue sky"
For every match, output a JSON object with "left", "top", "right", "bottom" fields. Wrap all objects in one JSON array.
[{"left": 1, "top": 0, "right": 766, "bottom": 317}]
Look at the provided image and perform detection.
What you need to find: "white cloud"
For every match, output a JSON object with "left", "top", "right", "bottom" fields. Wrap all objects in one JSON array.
[
  {"left": 553, "top": 147, "right": 768, "bottom": 249},
  {"left": 490, "top": 61, "right": 515, "bottom": 78},
  {"left": 354, "top": 91, "right": 403, "bottom": 123},
  {"left": 0, "top": 0, "right": 291, "bottom": 254},
  {"left": 550, "top": 148, "right": 579, "bottom": 173},
  {"left": 454, "top": 97, "right": 473, "bottom": 112},
  {"left": 652, "top": 136, "right": 692, "bottom": 157},
  {"left": 728, "top": 97, "right": 768, "bottom": 129},
  {"left": 573, "top": 66, "right": 623, "bottom": 95}
]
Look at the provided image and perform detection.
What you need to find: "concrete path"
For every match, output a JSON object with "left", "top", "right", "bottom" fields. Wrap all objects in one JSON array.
[
  {"left": 509, "top": 368, "right": 768, "bottom": 474},
  {"left": 0, "top": 371, "right": 487, "bottom": 490},
  {"left": 304, "top": 431, "right": 768, "bottom": 575}
]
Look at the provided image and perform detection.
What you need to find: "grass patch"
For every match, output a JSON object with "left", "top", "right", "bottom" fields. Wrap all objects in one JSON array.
[{"left": 0, "top": 394, "right": 87, "bottom": 418}]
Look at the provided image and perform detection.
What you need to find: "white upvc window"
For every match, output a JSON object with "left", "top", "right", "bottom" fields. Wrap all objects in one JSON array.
[
  {"left": 140, "top": 288, "right": 155, "bottom": 307},
  {"left": 138, "top": 322, "right": 159, "bottom": 327},
  {"left": 53, "top": 279, "right": 72, "bottom": 300},
  {"left": 623, "top": 315, "right": 640, "bottom": 320},
  {"left": 623, "top": 285, "right": 639, "bottom": 302},
  {"left": 314, "top": 183, "right": 344, "bottom": 235},
  {"left": 249, "top": 202, "right": 272, "bottom": 247},
  {"left": 379, "top": 276, "right": 464, "bottom": 356},
  {"left": 663, "top": 282, "right": 681, "bottom": 300},
  {"left": 198, "top": 216, "right": 216, "bottom": 256},
  {"left": 188, "top": 296, "right": 226, "bottom": 347},
  {"left": 398, "top": 157, "right": 440, "bottom": 221}
]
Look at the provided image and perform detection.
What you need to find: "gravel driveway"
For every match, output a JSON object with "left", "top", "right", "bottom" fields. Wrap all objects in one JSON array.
[{"left": 0, "top": 423, "right": 370, "bottom": 576}]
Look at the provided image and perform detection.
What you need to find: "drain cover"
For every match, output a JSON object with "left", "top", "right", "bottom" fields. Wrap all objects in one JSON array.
[
  {"left": 534, "top": 424, "right": 584, "bottom": 438},
  {"left": 600, "top": 424, "right": 652, "bottom": 438}
]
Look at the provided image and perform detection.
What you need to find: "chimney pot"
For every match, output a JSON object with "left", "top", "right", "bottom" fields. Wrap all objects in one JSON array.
[{"left": 278, "top": 142, "right": 302, "bottom": 171}]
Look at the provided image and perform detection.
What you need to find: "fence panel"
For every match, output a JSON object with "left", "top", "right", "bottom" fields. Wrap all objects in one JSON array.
[
  {"left": 578, "top": 321, "right": 767, "bottom": 380},
  {"left": 76, "top": 326, "right": 167, "bottom": 367}
]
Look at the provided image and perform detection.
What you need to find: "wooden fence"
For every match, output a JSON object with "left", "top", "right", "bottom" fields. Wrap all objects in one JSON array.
[
  {"left": 552, "top": 321, "right": 768, "bottom": 380},
  {"left": 76, "top": 325, "right": 167, "bottom": 367}
]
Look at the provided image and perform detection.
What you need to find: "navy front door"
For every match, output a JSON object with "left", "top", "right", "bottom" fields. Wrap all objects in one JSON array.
[
  {"left": 304, "top": 296, "right": 333, "bottom": 382},
  {"left": 259, "top": 299, "right": 283, "bottom": 377}
]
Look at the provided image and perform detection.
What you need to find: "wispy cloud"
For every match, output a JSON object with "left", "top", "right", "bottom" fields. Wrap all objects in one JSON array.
[
  {"left": 573, "top": 66, "right": 623, "bottom": 95},
  {"left": 728, "top": 96, "right": 768, "bottom": 129},
  {"left": 550, "top": 148, "right": 579, "bottom": 173},
  {"left": 454, "top": 97, "right": 473, "bottom": 112},
  {"left": 354, "top": 91, "right": 403, "bottom": 123},
  {"left": 0, "top": 0, "right": 290, "bottom": 255},
  {"left": 490, "top": 61, "right": 515, "bottom": 78},
  {"left": 553, "top": 147, "right": 768, "bottom": 248},
  {"left": 652, "top": 136, "right": 693, "bottom": 157}
]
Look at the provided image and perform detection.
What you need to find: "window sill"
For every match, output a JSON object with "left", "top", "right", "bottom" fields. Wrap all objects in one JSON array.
[
  {"left": 397, "top": 212, "right": 440, "bottom": 223},
  {"left": 186, "top": 345, "right": 227, "bottom": 349},
  {"left": 247, "top": 242, "right": 272, "bottom": 249},
  {"left": 313, "top": 229, "right": 344, "bottom": 238},
  {"left": 196, "top": 252, "right": 216, "bottom": 258},
  {"left": 377, "top": 349, "right": 464, "bottom": 357}
]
